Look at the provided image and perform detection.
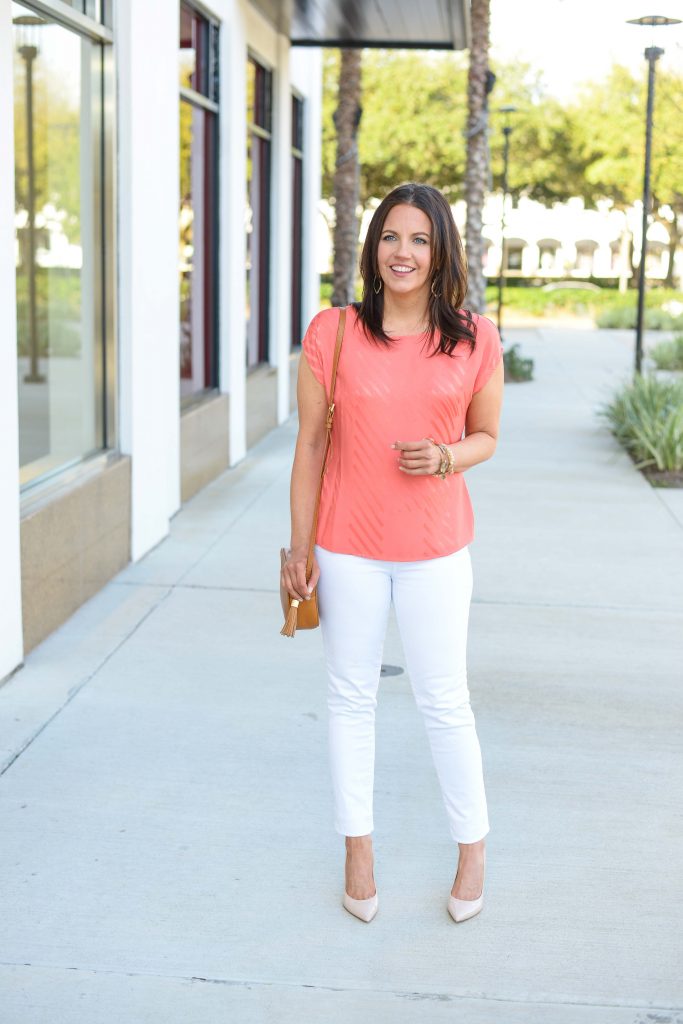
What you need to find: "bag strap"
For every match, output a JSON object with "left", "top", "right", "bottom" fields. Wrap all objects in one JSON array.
[{"left": 305, "top": 305, "right": 347, "bottom": 581}]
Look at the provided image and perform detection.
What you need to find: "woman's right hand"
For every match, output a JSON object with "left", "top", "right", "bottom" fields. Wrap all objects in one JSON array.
[{"left": 281, "top": 546, "right": 320, "bottom": 602}]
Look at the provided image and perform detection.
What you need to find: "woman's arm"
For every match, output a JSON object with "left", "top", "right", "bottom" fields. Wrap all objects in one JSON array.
[
  {"left": 394, "top": 358, "right": 504, "bottom": 476},
  {"left": 282, "top": 350, "right": 328, "bottom": 601},
  {"left": 446, "top": 356, "right": 504, "bottom": 471}
]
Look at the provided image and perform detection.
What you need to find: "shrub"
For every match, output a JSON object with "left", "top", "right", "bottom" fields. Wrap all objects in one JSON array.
[
  {"left": 596, "top": 304, "right": 683, "bottom": 330},
  {"left": 599, "top": 374, "right": 683, "bottom": 472},
  {"left": 483, "top": 284, "right": 683, "bottom": 329},
  {"left": 504, "top": 343, "right": 534, "bottom": 381},
  {"left": 649, "top": 335, "right": 683, "bottom": 371}
]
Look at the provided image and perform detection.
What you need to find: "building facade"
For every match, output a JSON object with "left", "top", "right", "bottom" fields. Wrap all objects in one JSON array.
[
  {"left": 0, "top": 0, "right": 322, "bottom": 681},
  {"left": 463, "top": 195, "right": 680, "bottom": 288}
]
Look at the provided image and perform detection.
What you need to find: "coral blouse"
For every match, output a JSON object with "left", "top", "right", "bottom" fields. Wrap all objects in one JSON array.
[{"left": 301, "top": 304, "right": 503, "bottom": 561}]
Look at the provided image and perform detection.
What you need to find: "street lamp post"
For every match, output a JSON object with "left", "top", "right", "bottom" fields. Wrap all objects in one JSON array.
[
  {"left": 14, "top": 15, "right": 45, "bottom": 384},
  {"left": 496, "top": 106, "right": 517, "bottom": 341},
  {"left": 627, "top": 15, "right": 681, "bottom": 376}
]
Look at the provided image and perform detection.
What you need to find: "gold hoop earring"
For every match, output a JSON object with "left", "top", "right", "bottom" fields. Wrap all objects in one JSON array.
[
  {"left": 373, "top": 274, "right": 383, "bottom": 294},
  {"left": 431, "top": 278, "right": 441, "bottom": 299}
]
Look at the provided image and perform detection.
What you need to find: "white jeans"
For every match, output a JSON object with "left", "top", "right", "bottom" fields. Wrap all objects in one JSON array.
[{"left": 315, "top": 543, "right": 490, "bottom": 844}]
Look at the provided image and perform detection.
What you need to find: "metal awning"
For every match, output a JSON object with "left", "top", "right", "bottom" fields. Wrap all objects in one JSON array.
[{"left": 250, "top": 0, "right": 470, "bottom": 50}]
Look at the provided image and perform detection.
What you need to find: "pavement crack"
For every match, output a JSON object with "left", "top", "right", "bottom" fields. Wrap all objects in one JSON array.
[{"left": 0, "top": 962, "right": 681, "bottom": 1012}]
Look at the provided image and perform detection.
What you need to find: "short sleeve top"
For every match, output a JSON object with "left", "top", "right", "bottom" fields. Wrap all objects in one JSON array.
[{"left": 301, "top": 304, "right": 503, "bottom": 561}]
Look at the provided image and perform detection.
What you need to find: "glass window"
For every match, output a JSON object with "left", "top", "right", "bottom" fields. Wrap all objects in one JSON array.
[
  {"left": 575, "top": 242, "right": 596, "bottom": 275},
  {"left": 57, "top": 1, "right": 102, "bottom": 19},
  {"left": 13, "top": 2, "right": 110, "bottom": 488},
  {"left": 179, "top": 3, "right": 219, "bottom": 401},
  {"left": 506, "top": 246, "right": 524, "bottom": 271},
  {"left": 246, "top": 57, "right": 272, "bottom": 369},
  {"left": 539, "top": 245, "right": 558, "bottom": 273},
  {"left": 291, "top": 94, "right": 304, "bottom": 348}
]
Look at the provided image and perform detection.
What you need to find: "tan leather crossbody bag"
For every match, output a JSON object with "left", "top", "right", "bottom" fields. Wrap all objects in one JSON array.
[{"left": 280, "top": 306, "right": 346, "bottom": 637}]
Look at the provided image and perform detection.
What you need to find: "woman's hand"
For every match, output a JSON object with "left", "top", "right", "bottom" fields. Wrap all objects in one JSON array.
[
  {"left": 281, "top": 546, "right": 320, "bottom": 602},
  {"left": 391, "top": 438, "right": 443, "bottom": 475}
]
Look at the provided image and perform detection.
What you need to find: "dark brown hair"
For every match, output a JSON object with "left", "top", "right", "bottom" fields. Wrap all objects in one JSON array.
[{"left": 354, "top": 182, "right": 477, "bottom": 356}]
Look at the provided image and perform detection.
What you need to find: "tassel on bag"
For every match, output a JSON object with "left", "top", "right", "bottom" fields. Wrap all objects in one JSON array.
[
  {"left": 280, "top": 546, "right": 320, "bottom": 635},
  {"left": 279, "top": 307, "right": 346, "bottom": 637},
  {"left": 280, "top": 599, "right": 300, "bottom": 638}
]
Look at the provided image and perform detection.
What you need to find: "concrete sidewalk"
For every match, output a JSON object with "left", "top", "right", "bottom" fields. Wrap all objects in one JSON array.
[{"left": 1, "top": 327, "right": 681, "bottom": 1022}]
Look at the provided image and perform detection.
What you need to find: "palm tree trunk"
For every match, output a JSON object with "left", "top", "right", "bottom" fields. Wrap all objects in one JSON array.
[
  {"left": 331, "top": 49, "right": 362, "bottom": 308},
  {"left": 464, "top": 0, "right": 491, "bottom": 313}
]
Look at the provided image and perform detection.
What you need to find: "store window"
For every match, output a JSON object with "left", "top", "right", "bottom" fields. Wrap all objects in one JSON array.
[
  {"left": 13, "top": 0, "right": 114, "bottom": 489},
  {"left": 179, "top": 3, "right": 219, "bottom": 402},
  {"left": 51, "top": 1, "right": 110, "bottom": 17},
  {"left": 291, "top": 94, "right": 304, "bottom": 348},
  {"left": 246, "top": 56, "right": 272, "bottom": 369}
]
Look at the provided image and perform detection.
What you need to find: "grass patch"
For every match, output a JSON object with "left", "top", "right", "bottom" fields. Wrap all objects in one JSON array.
[{"left": 485, "top": 285, "right": 683, "bottom": 329}]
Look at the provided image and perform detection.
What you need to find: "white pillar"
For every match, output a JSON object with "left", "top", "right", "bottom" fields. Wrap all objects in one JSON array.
[
  {"left": 223, "top": 0, "right": 247, "bottom": 465},
  {"left": 115, "top": 0, "right": 181, "bottom": 559},
  {"left": 0, "top": 0, "right": 24, "bottom": 680},
  {"left": 271, "top": 32, "right": 293, "bottom": 424}
]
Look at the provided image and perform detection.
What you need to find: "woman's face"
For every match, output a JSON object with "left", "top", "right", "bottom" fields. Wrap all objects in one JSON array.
[{"left": 376, "top": 203, "right": 433, "bottom": 300}]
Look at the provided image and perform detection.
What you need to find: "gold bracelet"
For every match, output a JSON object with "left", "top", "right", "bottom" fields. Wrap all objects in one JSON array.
[
  {"left": 437, "top": 443, "right": 449, "bottom": 480},
  {"left": 427, "top": 437, "right": 453, "bottom": 480}
]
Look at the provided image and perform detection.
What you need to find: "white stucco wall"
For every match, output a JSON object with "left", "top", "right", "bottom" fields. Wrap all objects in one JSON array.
[{"left": 116, "top": 0, "right": 181, "bottom": 558}]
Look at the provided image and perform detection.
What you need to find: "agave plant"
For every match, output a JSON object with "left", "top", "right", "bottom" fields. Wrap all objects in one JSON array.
[
  {"left": 599, "top": 375, "right": 683, "bottom": 472},
  {"left": 649, "top": 335, "right": 683, "bottom": 372}
]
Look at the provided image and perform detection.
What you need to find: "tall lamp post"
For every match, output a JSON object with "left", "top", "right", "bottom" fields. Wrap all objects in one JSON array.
[
  {"left": 627, "top": 15, "right": 681, "bottom": 375},
  {"left": 14, "top": 14, "right": 45, "bottom": 384},
  {"left": 496, "top": 105, "right": 517, "bottom": 341}
]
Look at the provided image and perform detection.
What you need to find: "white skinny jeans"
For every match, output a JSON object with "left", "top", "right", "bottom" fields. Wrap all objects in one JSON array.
[{"left": 315, "top": 542, "right": 490, "bottom": 844}]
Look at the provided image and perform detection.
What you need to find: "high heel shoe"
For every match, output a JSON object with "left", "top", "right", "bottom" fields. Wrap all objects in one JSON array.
[
  {"left": 344, "top": 839, "right": 377, "bottom": 922},
  {"left": 447, "top": 887, "right": 484, "bottom": 923},
  {"left": 448, "top": 849, "right": 485, "bottom": 923},
  {"left": 343, "top": 887, "right": 378, "bottom": 922}
]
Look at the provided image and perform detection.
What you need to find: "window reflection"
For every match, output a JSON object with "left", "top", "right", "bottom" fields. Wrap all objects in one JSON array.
[
  {"left": 13, "top": 2, "right": 104, "bottom": 486},
  {"left": 246, "top": 57, "right": 272, "bottom": 369},
  {"left": 179, "top": 3, "right": 219, "bottom": 400},
  {"left": 291, "top": 94, "right": 304, "bottom": 348}
]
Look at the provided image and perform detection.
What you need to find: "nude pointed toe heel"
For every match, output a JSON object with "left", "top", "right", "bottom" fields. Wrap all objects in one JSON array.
[
  {"left": 447, "top": 888, "right": 484, "bottom": 923},
  {"left": 343, "top": 889, "right": 379, "bottom": 923},
  {"left": 449, "top": 847, "right": 486, "bottom": 923}
]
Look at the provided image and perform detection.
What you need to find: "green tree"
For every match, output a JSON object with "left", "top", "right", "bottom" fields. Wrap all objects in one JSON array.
[
  {"left": 569, "top": 64, "right": 683, "bottom": 285},
  {"left": 13, "top": 58, "right": 83, "bottom": 244},
  {"left": 322, "top": 49, "right": 579, "bottom": 212}
]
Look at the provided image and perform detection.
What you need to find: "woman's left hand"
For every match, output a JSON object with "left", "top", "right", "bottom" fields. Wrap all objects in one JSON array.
[{"left": 391, "top": 438, "right": 443, "bottom": 475}]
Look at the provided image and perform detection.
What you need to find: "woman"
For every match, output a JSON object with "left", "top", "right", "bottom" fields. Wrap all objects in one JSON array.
[{"left": 281, "top": 182, "right": 504, "bottom": 924}]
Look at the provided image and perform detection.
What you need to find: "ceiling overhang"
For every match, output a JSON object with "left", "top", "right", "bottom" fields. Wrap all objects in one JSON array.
[{"left": 251, "top": 1, "right": 470, "bottom": 50}]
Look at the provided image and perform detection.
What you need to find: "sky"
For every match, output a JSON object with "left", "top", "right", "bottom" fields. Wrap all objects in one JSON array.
[{"left": 490, "top": 0, "right": 683, "bottom": 99}]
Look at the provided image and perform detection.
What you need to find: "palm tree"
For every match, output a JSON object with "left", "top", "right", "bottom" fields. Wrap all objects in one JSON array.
[
  {"left": 464, "top": 0, "right": 491, "bottom": 313},
  {"left": 331, "top": 49, "right": 362, "bottom": 307}
]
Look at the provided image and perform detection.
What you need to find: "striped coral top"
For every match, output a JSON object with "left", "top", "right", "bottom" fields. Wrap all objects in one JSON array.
[{"left": 301, "top": 304, "right": 503, "bottom": 561}]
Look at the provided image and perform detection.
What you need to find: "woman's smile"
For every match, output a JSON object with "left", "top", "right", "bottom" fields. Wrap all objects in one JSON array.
[{"left": 389, "top": 264, "right": 416, "bottom": 276}]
